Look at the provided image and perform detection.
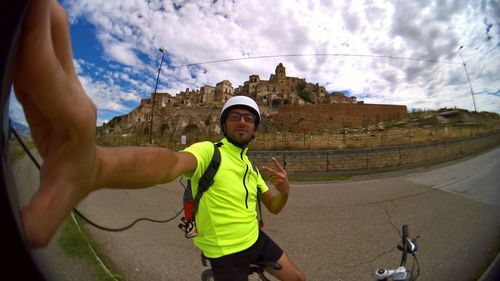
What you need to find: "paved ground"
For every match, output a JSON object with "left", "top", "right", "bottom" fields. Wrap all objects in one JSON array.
[
  {"left": 73, "top": 147, "right": 500, "bottom": 281},
  {"left": 14, "top": 147, "right": 499, "bottom": 280}
]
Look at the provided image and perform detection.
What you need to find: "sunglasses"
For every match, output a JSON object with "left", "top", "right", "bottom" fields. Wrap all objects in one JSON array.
[{"left": 227, "top": 112, "right": 256, "bottom": 123}]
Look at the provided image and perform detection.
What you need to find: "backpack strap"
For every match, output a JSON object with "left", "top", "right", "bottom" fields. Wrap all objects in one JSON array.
[
  {"left": 191, "top": 142, "right": 222, "bottom": 221},
  {"left": 250, "top": 161, "right": 265, "bottom": 228},
  {"left": 257, "top": 188, "right": 264, "bottom": 228}
]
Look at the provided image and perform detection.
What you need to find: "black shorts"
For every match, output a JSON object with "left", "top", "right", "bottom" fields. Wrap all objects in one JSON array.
[{"left": 207, "top": 230, "right": 283, "bottom": 281}]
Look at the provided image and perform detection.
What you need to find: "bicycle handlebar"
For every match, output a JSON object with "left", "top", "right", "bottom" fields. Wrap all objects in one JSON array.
[
  {"left": 375, "top": 224, "right": 419, "bottom": 281},
  {"left": 400, "top": 224, "right": 409, "bottom": 267}
]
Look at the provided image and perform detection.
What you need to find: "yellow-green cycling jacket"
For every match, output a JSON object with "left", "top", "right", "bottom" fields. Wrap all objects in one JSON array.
[{"left": 182, "top": 138, "right": 269, "bottom": 258}]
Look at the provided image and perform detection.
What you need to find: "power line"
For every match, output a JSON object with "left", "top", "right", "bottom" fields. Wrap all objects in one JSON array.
[
  {"left": 101, "top": 52, "right": 461, "bottom": 118},
  {"left": 99, "top": 69, "right": 159, "bottom": 118},
  {"left": 113, "top": 70, "right": 158, "bottom": 103},
  {"left": 171, "top": 53, "right": 461, "bottom": 68}
]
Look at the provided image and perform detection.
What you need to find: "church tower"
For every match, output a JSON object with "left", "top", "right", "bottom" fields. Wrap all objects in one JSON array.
[{"left": 275, "top": 63, "right": 286, "bottom": 81}]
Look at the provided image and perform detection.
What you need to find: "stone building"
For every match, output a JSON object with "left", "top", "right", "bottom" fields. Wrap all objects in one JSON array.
[
  {"left": 234, "top": 63, "right": 357, "bottom": 107},
  {"left": 214, "top": 80, "right": 234, "bottom": 104},
  {"left": 200, "top": 85, "right": 215, "bottom": 104},
  {"left": 98, "top": 63, "right": 391, "bottom": 145},
  {"left": 238, "top": 63, "right": 305, "bottom": 107},
  {"left": 132, "top": 63, "right": 357, "bottom": 112}
]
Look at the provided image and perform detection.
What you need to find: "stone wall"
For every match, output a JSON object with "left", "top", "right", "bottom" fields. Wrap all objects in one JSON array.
[
  {"left": 271, "top": 103, "right": 408, "bottom": 132},
  {"left": 248, "top": 131, "right": 500, "bottom": 174},
  {"left": 248, "top": 124, "right": 499, "bottom": 150}
]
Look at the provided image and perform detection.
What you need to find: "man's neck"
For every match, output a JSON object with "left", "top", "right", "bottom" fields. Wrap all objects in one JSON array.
[{"left": 225, "top": 136, "right": 249, "bottom": 149}]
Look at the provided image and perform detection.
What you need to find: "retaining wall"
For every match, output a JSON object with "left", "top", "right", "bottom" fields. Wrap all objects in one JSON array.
[{"left": 248, "top": 131, "right": 500, "bottom": 174}]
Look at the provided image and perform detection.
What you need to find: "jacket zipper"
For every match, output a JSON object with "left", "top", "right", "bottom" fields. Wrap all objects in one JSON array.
[{"left": 240, "top": 150, "right": 249, "bottom": 209}]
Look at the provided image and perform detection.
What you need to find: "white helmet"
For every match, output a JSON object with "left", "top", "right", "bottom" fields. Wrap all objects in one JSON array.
[{"left": 220, "top": 96, "right": 261, "bottom": 129}]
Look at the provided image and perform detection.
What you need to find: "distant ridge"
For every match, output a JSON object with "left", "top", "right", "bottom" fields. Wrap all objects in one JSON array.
[{"left": 10, "top": 119, "right": 31, "bottom": 140}]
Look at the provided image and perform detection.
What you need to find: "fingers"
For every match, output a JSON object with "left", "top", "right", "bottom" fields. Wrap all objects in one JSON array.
[
  {"left": 21, "top": 178, "right": 81, "bottom": 248},
  {"left": 50, "top": 0, "right": 78, "bottom": 78},
  {"left": 14, "top": 0, "right": 65, "bottom": 102},
  {"left": 262, "top": 157, "right": 286, "bottom": 176},
  {"left": 271, "top": 157, "right": 286, "bottom": 173},
  {"left": 14, "top": 0, "right": 96, "bottom": 134},
  {"left": 13, "top": 0, "right": 54, "bottom": 90},
  {"left": 261, "top": 165, "right": 276, "bottom": 178}
]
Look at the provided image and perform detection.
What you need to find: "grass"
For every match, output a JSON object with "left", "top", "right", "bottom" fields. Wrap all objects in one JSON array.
[
  {"left": 58, "top": 214, "right": 123, "bottom": 281},
  {"left": 8, "top": 138, "right": 35, "bottom": 162}
]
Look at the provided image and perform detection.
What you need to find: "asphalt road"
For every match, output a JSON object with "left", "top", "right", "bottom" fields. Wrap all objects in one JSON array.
[
  {"left": 72, "top": 147, "right": 500, "bottom": 281},
  {"left": 14, "top": 146, "right": 500, "bottom": 280}
]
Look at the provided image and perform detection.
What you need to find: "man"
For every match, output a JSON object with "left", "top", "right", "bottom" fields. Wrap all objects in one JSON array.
[
  {"left": 182, "top": 95, "right": 303, "bottom": 280},
  {"left": 13, "top": 0, "right": 304, "bottom": 280}
]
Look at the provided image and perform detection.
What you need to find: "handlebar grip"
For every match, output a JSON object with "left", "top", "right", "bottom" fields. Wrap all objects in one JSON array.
[
  {"left": 402, "top": 224, "right": 408, "bottom": 241},
  {"left": 400, "top": 224, "right": 409, "bottom": 266}
]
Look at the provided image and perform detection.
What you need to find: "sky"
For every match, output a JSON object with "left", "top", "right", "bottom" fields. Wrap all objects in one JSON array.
[{"left": 10, "top": 0, "right": 500, "bottom": 126}]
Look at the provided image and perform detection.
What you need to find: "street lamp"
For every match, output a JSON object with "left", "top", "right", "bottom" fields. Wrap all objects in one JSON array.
[
  {"left": 457, "top": 46, "right": 477, "bottom": 112},
  {"left": 149, "top": 48, "right": 165, "bottom": 144}
]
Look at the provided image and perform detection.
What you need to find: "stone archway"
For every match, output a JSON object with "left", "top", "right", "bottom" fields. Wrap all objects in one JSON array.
[
  {"left": 181, "top": 124, "right": 201, "bottom": 144},
  {"left": 160, "top": 124, "right": 170, "bottom": 137}
]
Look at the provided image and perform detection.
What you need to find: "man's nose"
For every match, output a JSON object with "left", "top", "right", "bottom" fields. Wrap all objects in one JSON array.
[{"left": 237, "top": 117, "right": 247, "bottom": 125}]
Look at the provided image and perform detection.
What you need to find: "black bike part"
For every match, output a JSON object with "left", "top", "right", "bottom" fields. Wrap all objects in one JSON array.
[
  {"left": 1, "top": 0, "right": 48, "bottom": 280},
  {"left": 255, "top": 260, "right": 282, "bottom": 270},
  {"left": 201, "top": 253, "right": 209, "bottom": 267},
  {"left": 200, "top": 269, "right": 214, "bottom": 281},
  {"left": 400, "top": 224, "right": 409, "bottom": 267}
]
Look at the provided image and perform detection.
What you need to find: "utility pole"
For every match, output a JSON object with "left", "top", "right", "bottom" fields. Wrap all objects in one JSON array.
[
  {"left": 149, "top": 48, "right": 165, "bottom": 144},
  {"left": 458, "top": 46, "right": 477, "bottom": 112}
]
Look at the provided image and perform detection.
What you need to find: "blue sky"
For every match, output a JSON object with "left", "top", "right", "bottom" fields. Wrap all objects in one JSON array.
[{"left": 10, "top": 0, "right": 500, "bottom": 126}]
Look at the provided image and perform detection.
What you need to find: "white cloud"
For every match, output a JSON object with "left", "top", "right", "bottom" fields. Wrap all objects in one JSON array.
[
  {"left": 8, "top": 90, "right": 28, "bottom": 126},
  {"left": 62, "top": 0, "right": 500, "bottom": 117},
  {"left": 74, "top": 59, "right": 139, "bottom": 115},
  {"left": 96, "top": 32, "right": 143, "bottom": 67}
]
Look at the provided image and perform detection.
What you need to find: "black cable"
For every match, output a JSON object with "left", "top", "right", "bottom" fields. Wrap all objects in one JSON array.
[
  {"left": 9, "top": 124, "right": 183, "bottom": 232},
  {"left": 411, "top": 252, "right": 421, "bottom": 280},
  {"left": 74, "top": 208, "right": 183, "bottom": 232},
  {"left": 10, "top": 125, "right": 40, "bottom": 170}
]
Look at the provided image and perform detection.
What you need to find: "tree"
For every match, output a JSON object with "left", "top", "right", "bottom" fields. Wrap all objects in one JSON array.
[{"left": 297, "top": 82, "right": 312, "bottom": 102}]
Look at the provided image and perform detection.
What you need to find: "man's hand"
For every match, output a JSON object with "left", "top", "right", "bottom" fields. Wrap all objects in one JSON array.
[
  {"left": 261, "top": 157, "right": 289, "bottom": 195},
  {"left": 261, "top": 157, "right": 290, "bottom": 214},
  {"left": 13, "top": 0, "right": 100, "bottom": 248}
]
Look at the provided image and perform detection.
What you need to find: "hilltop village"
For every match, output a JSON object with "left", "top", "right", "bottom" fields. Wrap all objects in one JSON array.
[
  {"left": 98, "top": 63, "right": 407, "bottom": 146},
  {"left": 173, "top": 62, "right": 357, "bottom": 106},
  {"left": 127, "top": 63, "right": 358, "bottom": 124}
]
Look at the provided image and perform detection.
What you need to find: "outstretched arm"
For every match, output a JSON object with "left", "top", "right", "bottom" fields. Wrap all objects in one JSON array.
[
  {"left": 13, "top": 0, "right": 196, "bottom": 248},
  {"left": 260, "top": 157, "right": 290, "bottom": 214},
  {"left": 96, "top": 148, "right": 196, "bottom": 189}
]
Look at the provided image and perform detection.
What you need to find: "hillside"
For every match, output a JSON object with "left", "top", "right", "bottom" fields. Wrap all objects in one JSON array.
[{"left": 97, "top": 105, "right": 500, "bottom": 150}]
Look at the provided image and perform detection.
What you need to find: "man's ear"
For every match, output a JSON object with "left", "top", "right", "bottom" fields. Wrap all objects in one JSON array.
[{"left": 221, "top": 122, "right": 226, "bottom": 134}]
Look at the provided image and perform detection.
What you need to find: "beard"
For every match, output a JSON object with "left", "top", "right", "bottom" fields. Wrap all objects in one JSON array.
[{"left": 226, "top": 131, "right": 254, "bottom": 148}]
